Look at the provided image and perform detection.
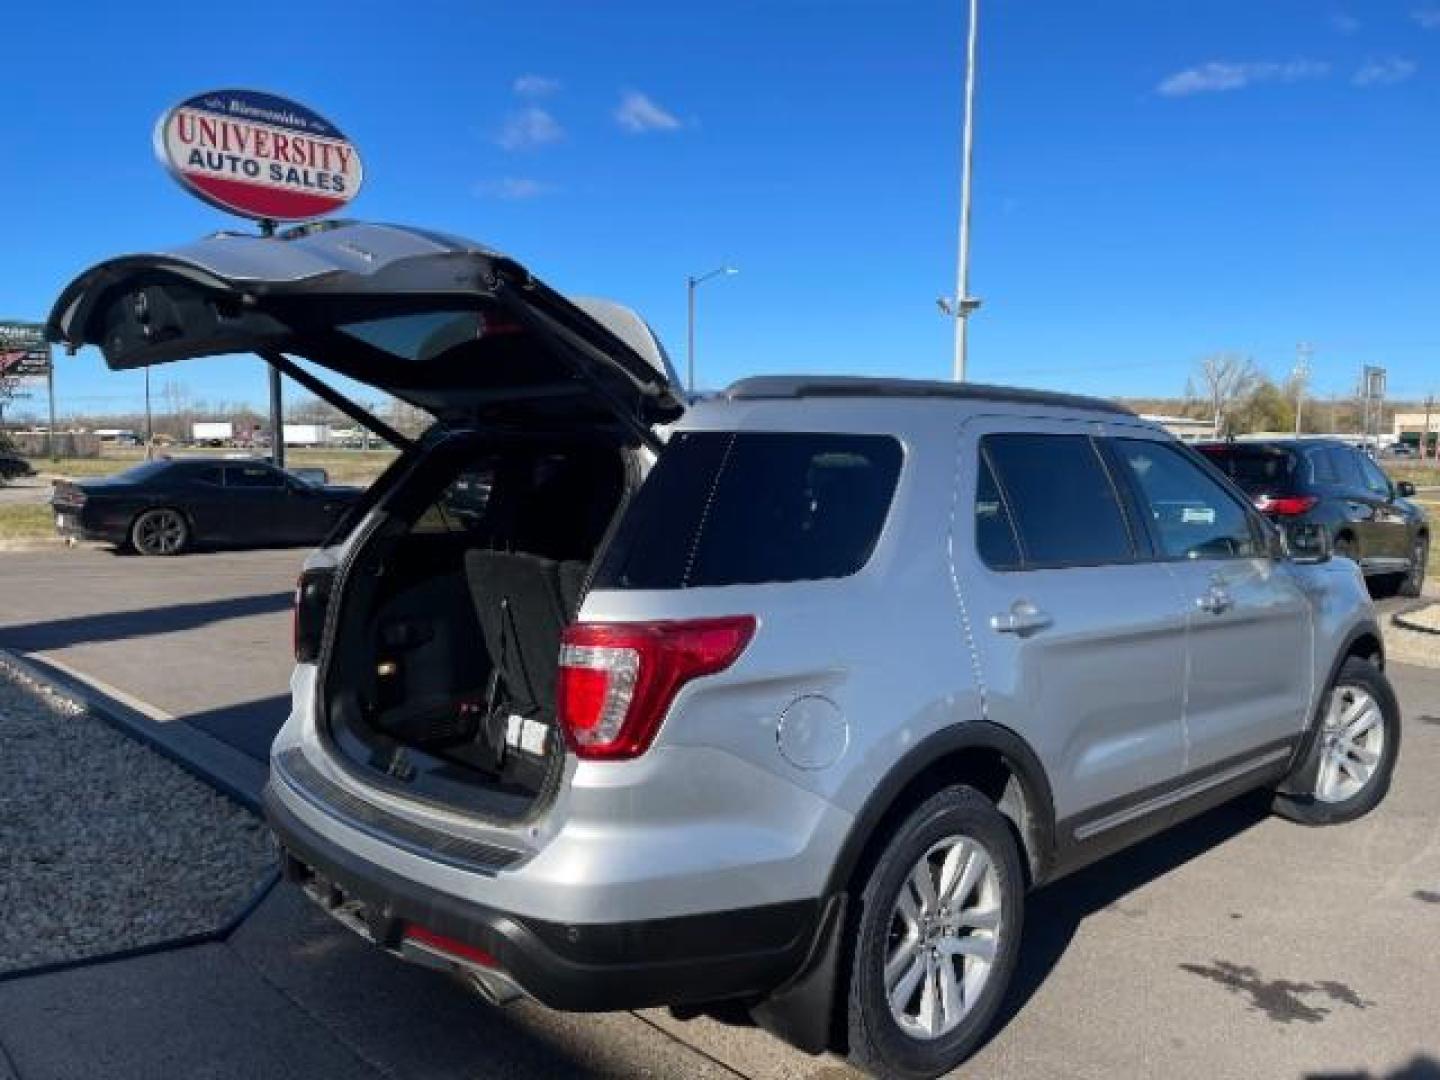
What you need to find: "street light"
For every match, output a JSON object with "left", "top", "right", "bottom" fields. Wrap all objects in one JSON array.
[
  {"left": 947, "top": 0, "right": 981, "bottom": 382},
  {"left": 686, "top": 265, "right": 738, "bottom": 396}
]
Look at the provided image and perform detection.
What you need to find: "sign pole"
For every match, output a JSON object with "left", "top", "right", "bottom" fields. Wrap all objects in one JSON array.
[
  {"left": 259, "top": 218, "right": 286, "bottom": 471},
  {"left": 46, "top": 343, "right": 57, "bottom": 461}
]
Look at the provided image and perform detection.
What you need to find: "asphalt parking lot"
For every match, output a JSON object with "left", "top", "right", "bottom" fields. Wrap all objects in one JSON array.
[{"left": 1, "top": 546, "right": 1438, "bottom": 1078}]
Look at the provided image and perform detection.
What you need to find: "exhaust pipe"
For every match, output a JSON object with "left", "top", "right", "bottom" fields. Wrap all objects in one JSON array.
[
  {"left": 463, "top": 967, "right": 525, "bottom": 1006},
  {"left": 397, "top": 938, "right": 526, "bottom": 1006}
]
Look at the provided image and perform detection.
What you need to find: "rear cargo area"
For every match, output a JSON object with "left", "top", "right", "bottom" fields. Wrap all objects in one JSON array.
[{"left": 320, "top": 434, "right": 629, "bottom": 819}]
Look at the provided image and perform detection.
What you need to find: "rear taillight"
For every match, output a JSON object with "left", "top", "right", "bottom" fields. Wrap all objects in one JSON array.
[
  {"left": 293, "top": 568, "right": 335, "bottom": 663},
  {"left": 556, "top": 616, "right": 756, "bottom": 761},
  {"left": 1254, "top": 494, "right": 1319, "bottom": 516}
]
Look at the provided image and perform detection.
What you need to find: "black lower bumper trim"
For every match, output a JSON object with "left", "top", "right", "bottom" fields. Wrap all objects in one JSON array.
[{"left": 264, "top": 783, "right": 824, "bottom": 1011}]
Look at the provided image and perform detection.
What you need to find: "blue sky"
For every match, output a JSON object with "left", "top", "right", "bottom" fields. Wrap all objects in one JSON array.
[{"left": 5, "top": 0, "right": 1440, "bottom": 419}]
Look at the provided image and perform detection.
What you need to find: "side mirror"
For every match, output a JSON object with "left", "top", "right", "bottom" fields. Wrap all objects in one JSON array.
[
  {"left": 1397, "top": 480, "right": 1416, "bottom": 498},
  {"left": 1286, "top": 522, "right": 1332, "bottom": 565}
]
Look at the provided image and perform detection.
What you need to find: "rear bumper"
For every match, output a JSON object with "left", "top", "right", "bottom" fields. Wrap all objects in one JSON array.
[
  {"left": 51, "top": 506, "right": 126, "bottom": 544},
  {"left": 264, "top": 783, "right": 826, "bottom": 1011}
]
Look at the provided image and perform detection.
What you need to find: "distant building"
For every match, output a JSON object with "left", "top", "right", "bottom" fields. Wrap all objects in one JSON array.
[
  {"left": 92, "top": 428, "right": 141, "bottom": 445},
  {"left": 1140, "top": 414, "right": 1218, "bottom": 442},
  {"left": 1392, "top": 412, "right": 1438, "bottom": 452}
]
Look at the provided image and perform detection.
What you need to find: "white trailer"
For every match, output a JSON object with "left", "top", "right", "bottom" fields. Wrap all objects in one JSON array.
[
  {"left": 191, "top": 421, "right": 233, "bottom": 445},
  {"left": 283, "top": 423, "right": 331, "bottom": 447}
]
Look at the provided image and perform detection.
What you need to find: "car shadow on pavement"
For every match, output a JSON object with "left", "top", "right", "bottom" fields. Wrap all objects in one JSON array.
[
  {"left": 185, "top": 695, "right": 293, "bottom": 761},
  {"left": 0, "top": 592, "right": 292, "bottom": 652},
  {"left": 991, "top": 789, "right": 1273, "bottom": 1036},
  {"left": 1307, "top": 1056, "right": 1440, "bottom": 1080}
]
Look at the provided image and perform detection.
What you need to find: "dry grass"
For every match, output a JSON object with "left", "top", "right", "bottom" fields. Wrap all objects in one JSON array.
[
  {"left": 0, "top": 503, "right": 58, "bottom": 545},
  {"left": 28, "top": 447, "right": 396, "bottom": 486}
]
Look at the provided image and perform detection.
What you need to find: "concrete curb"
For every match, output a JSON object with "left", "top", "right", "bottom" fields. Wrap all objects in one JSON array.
[
  {"left": 0, "top": 647, "right": 268, "bottom": 813},
  {"left": 1392, "top": 600, "right": 1440, "bottom": 636}
]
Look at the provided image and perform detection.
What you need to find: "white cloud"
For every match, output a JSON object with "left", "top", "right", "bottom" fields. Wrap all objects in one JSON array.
[
  {"left": 1329, "top": 12, "right": 1361, "bottom": 33},
  {"left": 512, "top": 75, "right": 561, "bottom": 99},
  {"left": 1354, "top": 57, "right": 1418, "bottom": 86},
  {"left": 496, "top": 106, "right": 564, "bottom": 151},
  {"left": 1413, "top": 8, "right": 1440, "bottom": 28},
  {"left": 1157, "top": 59, "right": 1330, "bottom": 97},
  {"left": 475, "top": 177, "right": 557, "bottom": 200},
  {"left": 614, "top": 91, "right": 684, "bottom": 133}
]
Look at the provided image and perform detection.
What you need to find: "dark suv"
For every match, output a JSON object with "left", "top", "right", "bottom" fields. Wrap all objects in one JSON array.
[{"left": 1198, "top": 439, "right": 1428, "bottom": 597}]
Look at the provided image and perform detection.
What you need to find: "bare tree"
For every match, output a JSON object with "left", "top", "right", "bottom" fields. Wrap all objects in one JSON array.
[{"left": 1192, "top": 353, "right": 1260, "bottom": 436}]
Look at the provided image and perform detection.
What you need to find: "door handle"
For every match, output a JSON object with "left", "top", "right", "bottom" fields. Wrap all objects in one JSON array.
[
  {"left": 1195, "top": 588, "right": 1233, "bottom": 615},
  {"left": 990, "top": 604, "right": 1053, "bottom": 636}
]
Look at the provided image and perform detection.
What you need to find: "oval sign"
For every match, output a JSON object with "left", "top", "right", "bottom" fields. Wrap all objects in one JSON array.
[{"left": 153, "top": 89, "right": 363, "bottom": 222}]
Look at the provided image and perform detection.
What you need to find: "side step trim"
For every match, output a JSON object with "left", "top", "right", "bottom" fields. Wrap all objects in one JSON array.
[{"left": 1073, "top": 747, "right": 1292, "bottom": 842}]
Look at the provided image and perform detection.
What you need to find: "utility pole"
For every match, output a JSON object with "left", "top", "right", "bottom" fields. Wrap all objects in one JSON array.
[
  {"left": 951, "top": 0, "right": 981, "bottom": 382},
  {"left": 1425, "top": 394, "right": 1435, "bottom": 463},
  {"left": 1293, "top": 341, "right": 1312, "bottom": 435}
]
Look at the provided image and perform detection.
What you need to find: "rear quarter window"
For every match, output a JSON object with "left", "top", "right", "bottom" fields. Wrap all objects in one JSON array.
[{"left": 592, "top": 431, "right": 903, "bottom": 589}]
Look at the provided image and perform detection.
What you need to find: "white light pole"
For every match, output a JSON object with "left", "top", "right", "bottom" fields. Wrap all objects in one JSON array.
[
  {"left": 686, "top": 266, "right": 738, "bottom": 396},
  {"left": 951, "top": 0, "right": 981, "bottom": 382}
]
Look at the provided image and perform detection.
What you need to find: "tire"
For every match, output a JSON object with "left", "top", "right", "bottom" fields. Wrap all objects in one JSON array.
[
  {"left": 1273, "top": 657, "right": 1400, "bottom": 825},
  {"left": 1398, "top": 534, "right": 1428, "bottom": 598},
  {"left": 129, "top": 508, "right": 190, "bottom": 556},
  {"left": 844, "top": 786, "right": 1024, "bottom": 1079}
]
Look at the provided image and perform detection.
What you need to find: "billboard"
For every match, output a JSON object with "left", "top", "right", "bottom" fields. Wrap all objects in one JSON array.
[
  {"left": 0, "top": 321, "right": 50, "bottom": 378},
  {"left": 154, "top": 89, "right": 364, "bottom": 222}
]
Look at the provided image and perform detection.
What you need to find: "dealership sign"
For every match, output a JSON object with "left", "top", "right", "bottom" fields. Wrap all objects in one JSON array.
[
  {"left": 0, "top": 321, "right": 50, "bottom": 378},
  {"left": 154, "top": 89, "right": 363, "bottom": 222}
]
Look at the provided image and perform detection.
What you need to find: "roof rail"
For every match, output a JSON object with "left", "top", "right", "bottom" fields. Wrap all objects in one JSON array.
[{"left": 724, "top": 375, "right": 1134, "bottom": 416}]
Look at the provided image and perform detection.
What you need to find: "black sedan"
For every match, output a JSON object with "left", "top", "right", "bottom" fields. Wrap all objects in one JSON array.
[
  {"left": 0, "top": 453, "right": 36, "bottom": 481},
  {"left": 51, "top": 458, "right": 362, "bottom": 555}
]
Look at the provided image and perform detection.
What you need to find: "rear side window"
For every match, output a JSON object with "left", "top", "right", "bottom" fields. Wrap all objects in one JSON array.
[
  {"left": 225, "top": 465, "right": 283, "bottom": 488},
  {"left": 1328, "top": 447, "right": 1365, "bottom": 489},
  {"left": 593, "top": 432, "right": 902, "bottom": 589},
  {"left": 981, "top": 434, "right": 1134, "bottom": 568},
  {"left": 1308, "top": 448, "right": 1337, "bottom": 484},
  {"left": 974, "top": 455, "right": 1022, "bottom": 570}
]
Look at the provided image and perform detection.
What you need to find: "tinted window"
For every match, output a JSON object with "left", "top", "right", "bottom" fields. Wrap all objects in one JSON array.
[
  {"left": 225, "top": 464, "right": 284, "bottom": 488},
  {"left": 339, "top": 310, "right": 483, "bottom": 363},
  {"left": 413, "top": 466, "right": 497, "bottom": 535},
  {"left": 1196, "top": 444, "right": 1298, "bottom": 494},
  {"left": 974, "top": 454, "right": 1021, "bottom": 570},
  {"left": 1308, "top": 447, "right": 1337, "bottom": 484},
  {"left": 1112, "top": 440, "right": 1259, "bottom": 560},
  {"left": 1328, "top": 447, "right": 1365, "bottom": 489},
  {"left": 982, "top": 434, "right": 1134, "bottom": 567},
  {"left": 593, "top": 432, "right": 902, "bottom": 589},
  {"left": 1358, "top": 454, "right": 1393, "bottom": 497}
]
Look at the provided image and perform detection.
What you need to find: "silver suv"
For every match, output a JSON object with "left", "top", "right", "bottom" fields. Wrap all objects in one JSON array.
[{"left": 51, "top": 223, "right": 1401, "bottom": 1078}]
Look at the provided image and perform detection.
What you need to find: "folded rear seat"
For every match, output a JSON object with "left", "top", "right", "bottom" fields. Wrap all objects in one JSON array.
[{"left": 463, "top": 550, "right": 587, "bottom": 783}]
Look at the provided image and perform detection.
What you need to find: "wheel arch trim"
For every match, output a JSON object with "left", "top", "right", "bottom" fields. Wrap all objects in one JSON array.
[{"left": 823, "top": 721, "right": 1057, "bottom": 896}]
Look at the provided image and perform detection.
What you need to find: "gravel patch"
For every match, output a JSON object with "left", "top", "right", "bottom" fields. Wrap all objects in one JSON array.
[{"left": 0, "top": 660, "right": 275, "bottom": 974}]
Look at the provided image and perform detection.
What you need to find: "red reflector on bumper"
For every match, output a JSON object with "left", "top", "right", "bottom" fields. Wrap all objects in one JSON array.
[{"left": 404, "top": 925, "right": 497, "bottom": 968}]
